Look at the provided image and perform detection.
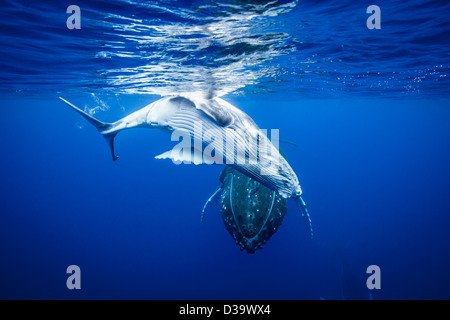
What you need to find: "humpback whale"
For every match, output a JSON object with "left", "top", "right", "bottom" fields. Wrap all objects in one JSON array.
[{"left": 59, "top": 94, "right": 313, "bottom": 238}]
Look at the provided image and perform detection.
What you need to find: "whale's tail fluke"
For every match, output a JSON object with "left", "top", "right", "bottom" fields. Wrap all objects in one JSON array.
[
  {"left": 59, "top": 97, "right": 119, "bottom": 161},
  {"left": 294, "top": 196, "right": 314, "bottom": 239}
]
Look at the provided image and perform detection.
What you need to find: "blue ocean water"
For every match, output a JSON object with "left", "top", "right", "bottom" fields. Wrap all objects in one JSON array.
[{"left": 1, "top": 0, "right": 450, "bottom": 300}]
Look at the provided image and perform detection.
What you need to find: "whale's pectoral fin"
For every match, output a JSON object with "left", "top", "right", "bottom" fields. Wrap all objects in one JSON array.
[
  {"left": 155, "top": 148, "right": 215, "bottom": 165},
  {"left": 201, "top": 186, "right": 222, "bottom": 223},
  {"left": 59, "top": 97, "right": 119, "bottom": 161},
  {"left": 294, "top": 197, "right": 313, "bottom": 239}
]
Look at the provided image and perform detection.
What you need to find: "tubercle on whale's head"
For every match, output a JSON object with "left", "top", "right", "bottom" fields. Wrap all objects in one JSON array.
[
  {"left": 279, "top": 176, "right": 302, "bottom": 199},
  {"left": 277, "top": 185, "right": 301, "bottom": 199},
  {"left": 294, "top": 187, "right": 302, "bottom": 198},
  {"left": 286, "top": 178, "right": 302, "bottom": 199},
  {"left": 290, "top": 174, "right": 302, "bottom": 198}
]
